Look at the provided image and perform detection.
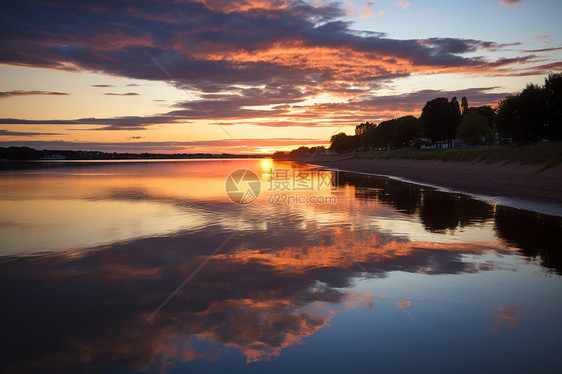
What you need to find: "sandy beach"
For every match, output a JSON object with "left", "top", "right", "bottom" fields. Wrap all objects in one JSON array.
[{"left": 307, "top": 156, "right": 562, "bottom": 216}]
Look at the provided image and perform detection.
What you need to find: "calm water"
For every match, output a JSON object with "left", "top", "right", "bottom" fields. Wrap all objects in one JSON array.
[{"left": 1, "top": 159, "right": 561, "bottom": 373}]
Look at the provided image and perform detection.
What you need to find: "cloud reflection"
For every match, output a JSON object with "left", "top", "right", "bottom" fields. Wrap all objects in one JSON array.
[{"left": 1, "top": 162, "right": 561, "bottom": 372}]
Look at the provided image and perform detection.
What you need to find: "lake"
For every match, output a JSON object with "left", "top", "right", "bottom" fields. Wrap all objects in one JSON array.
[{"left": 1, "top": 159, "right": 561, "bottom": 373}]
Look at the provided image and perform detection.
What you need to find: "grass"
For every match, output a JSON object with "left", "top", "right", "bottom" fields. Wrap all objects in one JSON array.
[{"left": 356, "top": 142, "right": 562, "bottom": 170}]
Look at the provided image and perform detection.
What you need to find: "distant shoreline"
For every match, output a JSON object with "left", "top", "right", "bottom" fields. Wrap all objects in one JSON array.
[
  {"left": 306, "top": 155, "right": 562, "bottom": 217},
  {"left": 0, "top": 146, "right": 267, "bottom": 161}
]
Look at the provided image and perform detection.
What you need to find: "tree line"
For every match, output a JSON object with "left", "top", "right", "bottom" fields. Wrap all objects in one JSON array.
[{"left": 328, "top": 73, "right": 562, "bottom": 154}]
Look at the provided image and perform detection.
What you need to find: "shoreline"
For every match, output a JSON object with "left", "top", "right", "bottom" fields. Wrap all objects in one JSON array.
[{"left": 306, "top": 156, "right": 562, "bottom": 217}]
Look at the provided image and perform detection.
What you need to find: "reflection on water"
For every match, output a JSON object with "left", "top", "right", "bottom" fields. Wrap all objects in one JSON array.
[{"left": 1, "top": 160, "right": 561, "bottom": 373}]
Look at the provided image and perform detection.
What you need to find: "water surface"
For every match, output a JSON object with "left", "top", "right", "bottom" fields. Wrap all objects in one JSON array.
[{"left": 1, "top": 159, "right": 561, "bottom": 373}]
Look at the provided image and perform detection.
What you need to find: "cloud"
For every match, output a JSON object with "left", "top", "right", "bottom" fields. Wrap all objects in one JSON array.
[
  {"left": 356, "top": 2, "right": 385, "bottom": 18},
  {"left": 499, "top": 0, "right": 523, "bottom": 7},
  {"left": 492, "top": 61, "right": 562, "bottom": 76},
  {"left": 291, "top": 86, "right": 509, "bottom": 122},
  {"left": 0, "top": 0, "right": 547, "bottom": 137},
  {"left": 0, "top": 86, "right": 509, "bottom": 132},
  {"left": 0, "top": 138, "right": 327, "bottom": 153},
  {"left": 395, "top": 1, "right": 411, "bottom": 10},
  {"left": 0, "top": 90, "right": 69, "bottom": 98},
  {"left": 104, "top": 92, "right": 140, "bottom": 96},
  {"left": 0, "top": 130, "right": 63, "bottom": 136},
  {"left": 91, "top": 84, "right": 114, "bottom": 87},
  {"left": 522, "top": 46, "right": 562, "bottom": 53},
  {"left": 0, "top": 0, "right": 532, "bottom": 95},
  {"left": 0, "top": 115, "right": 181, "bottom": 130},
  {"left": 126, "top": 136, "right": 145, "bottom": 140}
]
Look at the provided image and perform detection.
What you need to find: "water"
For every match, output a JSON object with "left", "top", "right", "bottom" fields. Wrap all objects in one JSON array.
[{"left": 1, "top": 159, "right": 561, "bottom": 373}]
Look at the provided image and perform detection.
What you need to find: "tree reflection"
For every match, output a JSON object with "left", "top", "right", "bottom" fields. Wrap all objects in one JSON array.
[
  {"left": 338, "top": 172, "right": 422, "bottom": 214},
  {"left": 341, "top": 171, "right": 561, "bottom": 273},
  {"left": 495, "top": 206, "right": 562, "bottom": 274}
]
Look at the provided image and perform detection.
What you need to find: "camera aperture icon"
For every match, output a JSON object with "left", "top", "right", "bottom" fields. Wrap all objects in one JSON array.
[{"left": 225, "top": 168, "right": 261, "bottom": 204}]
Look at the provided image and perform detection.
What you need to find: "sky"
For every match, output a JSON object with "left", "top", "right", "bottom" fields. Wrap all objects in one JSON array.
[{"left": 1, "top": 0, "right": 561, "bottom": 154}]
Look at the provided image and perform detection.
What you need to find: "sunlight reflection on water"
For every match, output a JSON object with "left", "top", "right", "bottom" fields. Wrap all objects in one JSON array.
[{"left": 0, "top": 159, "right": 561, "bottom": 373}]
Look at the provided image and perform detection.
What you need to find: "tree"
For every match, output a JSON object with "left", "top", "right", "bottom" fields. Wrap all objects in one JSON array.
[
  {"left": 543, "top": 72, "right": 562, "bottom": 140},
  {"left": 374, "top": 119, "right": 398, "bottom": 148},
  {"left": 495, "top": 84, "right": 546, "bottom": 144},
  {"left": 450, "top": 97, "right": 462, "bottom": 142},
  {"left": 420, "top": 97, "right": 461, "bottom": 148},
  {"left": 471, "top": 105, "right": 495, "bottom": 129},
  {"left": 457, "top": 111, "right": 495, "bottom": 145},
  {"left": 461, "top": 96, "right": 469, "bottom": 116},
  {"left": 392, "top": 116, "right": 421, "bottom": 148},
  {"left": 289, "top": 146, "right": 311, "bottom": 158},
  {"left": 329, "top": 133, "right": 359, "bottom": 154},
  {"left": 494, "top": 94, "right": 519, "bottom": 143},
  {"left": 355, "top": 121, "right": 376, "bottom": 149},
  {"left": 355, "top": 121, "right": 375, "bottom": 136}
]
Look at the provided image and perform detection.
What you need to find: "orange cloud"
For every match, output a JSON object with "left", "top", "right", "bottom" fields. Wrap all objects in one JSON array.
[
  {"left": 395, "top": 1, "right": 411, "bottom": 10},
  {"left": 499, "top": 0, "right": 523, "bottom": 7}
]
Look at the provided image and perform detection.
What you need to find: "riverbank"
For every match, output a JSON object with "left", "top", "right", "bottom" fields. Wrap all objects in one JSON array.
[{"left": 307, "top": 156, "right": 562, "bottom": 216}]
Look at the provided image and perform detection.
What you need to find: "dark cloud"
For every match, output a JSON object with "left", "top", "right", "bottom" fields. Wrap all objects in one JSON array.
[
  {"left": 91, "top": 84, "right": 114, "bottom": 87},
  {"left": 492, "top": 61, "right": 562, "bottom": 77},
  {"left": 522, "top": 47, "right": 562, "bottom": 53},
  {"left": 290, "top": 87, "right": 509, "bottom": 121},
  {"left": 0, "top": 86, "right": 508, "bottom": 130},
  {"left": 0, "top": 0, "right": 532, "bottom": 94},
  {"left": 0, "top": 0, "right": 551, "bottom": 136},
  {"left": 104, "top": 92, "right": 140, "bottom": 96},
  {"left": 0, "top": 90, "right": 69, "bottom": 98},
  {"left": 0, "top": 115, "right": 182, "bottom": 130},
  {"left": 0, "top": 129, "right": 63, "bottom": 136}
]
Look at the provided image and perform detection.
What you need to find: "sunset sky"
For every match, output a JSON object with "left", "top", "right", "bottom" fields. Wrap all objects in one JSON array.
[{"left": 1, "top": 0, "right": 561, "bottom": 154}]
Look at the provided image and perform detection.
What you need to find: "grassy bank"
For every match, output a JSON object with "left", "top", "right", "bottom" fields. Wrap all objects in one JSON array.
[{"left": 356, "top": 142, "right": 562, "bottom": 169}]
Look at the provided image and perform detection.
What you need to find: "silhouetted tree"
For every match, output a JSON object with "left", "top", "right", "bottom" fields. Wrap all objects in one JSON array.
[
  {"left": 355, "top": 121, "right": 375, "bottom": 136},
  {"left": 309, "top": 146, "right": 326, "bottom": 155},
  {"left": 392, "top": 116, "right": 421, "bottom": 148},
  {"left": 543, "top": 72, "right": 562, "bottom": 140},
  {"left": 355, "top": 121, "right": 376, "bottom": 149},
  {"left": 374, "top": 119, "right": 398, "bottom": 149},
  {"left": 420, "top": 97, "right": 461, "bottom": 148},
  {"left": 457, "top": 111, "right": 496, "bottom": 145},
  {"left": 329, "top": 133, "right": 359, "bottom": 154},
  {"left": 471, "top": 105, "right": 495, "bottom": 129},
  {"left": 461, "top": 96, "right": 469, "bottom": 116},
  {"left": 495, "top": 84, "right": 546, "bottom": 143},
  {"left": 289, "top": 146, "right": 311, "bottom": 158}
]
